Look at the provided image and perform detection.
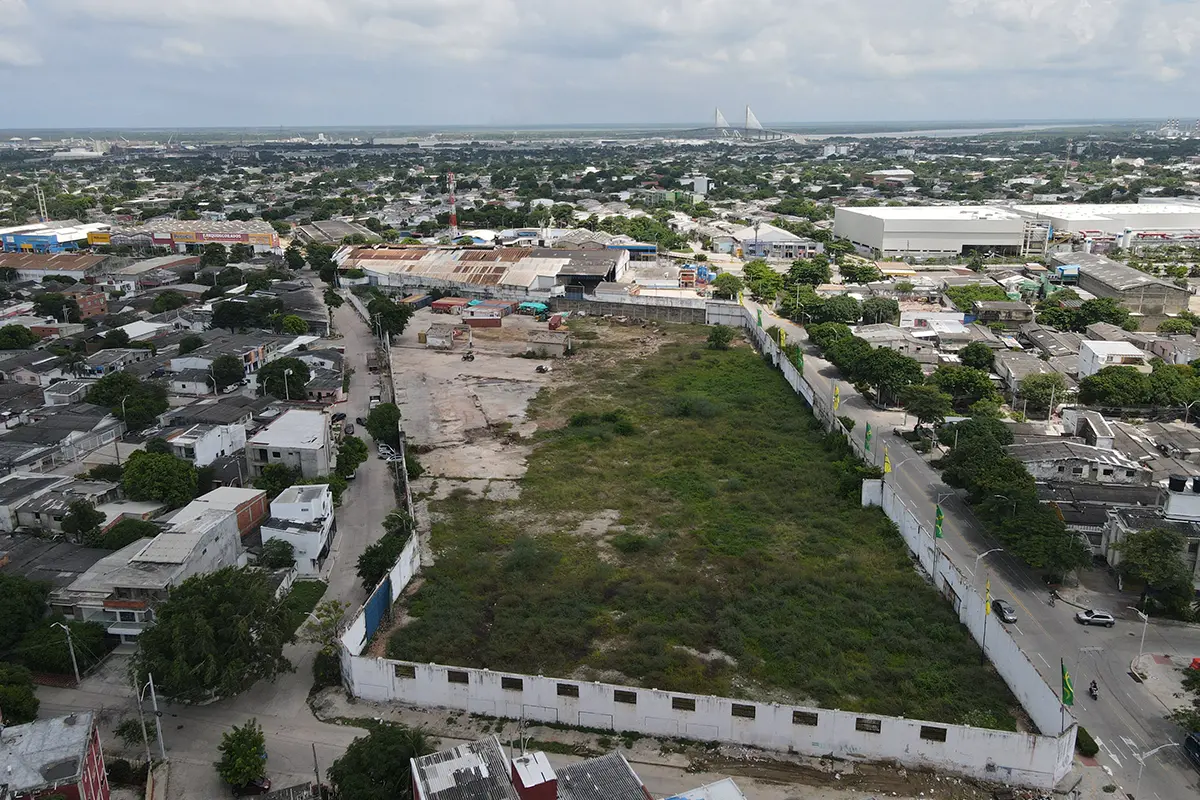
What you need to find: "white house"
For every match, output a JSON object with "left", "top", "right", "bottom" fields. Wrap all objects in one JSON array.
[
  {"left": 247, "top": 409, "right": 331, "bottom": 478},
  {"left": 166, "top": 423, "right": 247, "bottom": 467},
  {"left": 1077, "top": 340, "right": 1150, "bottom": 378},
  {"left": 261, "top": 484, "right": 335, "bottom": 575}
]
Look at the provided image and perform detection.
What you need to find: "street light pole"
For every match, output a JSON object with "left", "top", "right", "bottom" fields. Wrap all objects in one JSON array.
[
  {"left": 1133, "top": 742, "right": 1180, "bottom": 799},
  {"left": 51, "top": 622, "right": 80, "bottom": 684},
  {"left": 115, "top": 394, "right": 130, "bottom": 467},
  {"left": 968, "top": 547, "right": 1004, "bottom": 578},
  {"left": 1128, "top": 606, "right": 1150, "bottom": 669},
  {"left": 283, "top": 368, "right": 293, "bottom": 402},
  {"left": 992, "top": 494, "right": 1017, "bottom": 517},
  {"left": 134, "top": 674, "right": 167, "bottom": 762}
]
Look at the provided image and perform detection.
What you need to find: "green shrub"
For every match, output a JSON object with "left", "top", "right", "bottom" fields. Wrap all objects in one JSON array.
[
  {"left": 312, "top": 650, "right": 342, "bottom": 691},
  {"left": 1076, "top": 725, "right": 1099, "bottom": 757}
]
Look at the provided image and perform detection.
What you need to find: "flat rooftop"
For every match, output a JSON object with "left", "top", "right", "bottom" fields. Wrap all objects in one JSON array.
[
  {"left": 837, "top": 205, "right": 1024, "bottom": 221},
  {"left": 0, "top": 712, "right": 94, "bottom": 794},
  {"left": 1013, "top": 203, "right": 1200, "bottom": 219},
  {"left": 249, "top": 409, "right": 327, "bottom": 448}
]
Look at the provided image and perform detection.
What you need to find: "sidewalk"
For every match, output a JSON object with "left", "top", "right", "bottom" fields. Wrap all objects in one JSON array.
[{"left": 1131, "top": 652, "right": 1194, "bottom": 715}]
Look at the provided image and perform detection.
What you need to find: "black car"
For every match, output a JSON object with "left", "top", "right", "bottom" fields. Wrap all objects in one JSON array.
[
  {"left": 232, "top": 778, "right": 271, "bottom": 797},
  {"left": 991, "top": 599, "right": 1017, "bottom": 623},
  {"left": 356, "top": 417, "right": 367, "bottom": 426},
  {"left": 331, "top": 412, "right": 347, "bottom": 422}
]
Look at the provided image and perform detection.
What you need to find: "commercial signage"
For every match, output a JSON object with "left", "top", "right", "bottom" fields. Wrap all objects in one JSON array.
[
  {"left": 248, "top": 233, "right": 277, "bottom": 246},
  {"left": 197, "top": 232, "right": 249, "bottom": 243},
  {"left": 172, "top": 231, "right": 198, "bottom": 243},
  {"left": 87, "top": 232, "right": 111, "bottom": 245}
]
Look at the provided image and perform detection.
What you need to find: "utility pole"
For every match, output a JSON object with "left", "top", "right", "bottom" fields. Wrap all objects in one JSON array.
[
  {"left": 148, "top": 673, "right": 166, "bottom": 761},
  {"left": 51, "top": 622, "right": 80, "bottom": 684},
  {"left": 312, "top": 743, "right": 322, "bottom": 794}
]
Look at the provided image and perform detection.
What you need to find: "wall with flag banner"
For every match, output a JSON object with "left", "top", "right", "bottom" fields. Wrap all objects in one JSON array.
[{"left": 863, "top": 477, "right": 1076, "bottom": 777}]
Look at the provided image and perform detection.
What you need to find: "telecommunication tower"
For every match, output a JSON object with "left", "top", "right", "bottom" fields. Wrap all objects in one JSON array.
[{"left": 447, "top": 172, "right": 459, "bottom": 240}]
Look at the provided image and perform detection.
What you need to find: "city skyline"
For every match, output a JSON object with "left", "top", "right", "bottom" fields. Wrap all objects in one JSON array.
[{"left": 5, "top": 0, "right": 1200, "bottom": 127}]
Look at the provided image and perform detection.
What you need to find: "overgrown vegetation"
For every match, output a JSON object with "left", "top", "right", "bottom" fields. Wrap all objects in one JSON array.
[{"left": 388, "top": 334, "right": 1017, "bottom": 728}]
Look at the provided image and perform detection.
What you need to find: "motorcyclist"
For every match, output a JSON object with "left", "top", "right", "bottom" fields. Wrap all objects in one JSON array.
[{"left": 1089, "top": 680, "right": 1098, "bottom": 698}]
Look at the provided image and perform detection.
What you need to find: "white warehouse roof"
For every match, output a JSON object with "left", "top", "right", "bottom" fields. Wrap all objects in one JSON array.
[{"left": 1011, "top": 203, "right": 1200, "bottom": 235}]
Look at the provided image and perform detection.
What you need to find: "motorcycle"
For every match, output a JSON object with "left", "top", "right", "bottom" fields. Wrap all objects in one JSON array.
[
  {"left": 461, "top": 351, "right": 475, "bottom": 362},
  {"left": 1089, "top": 682, "right": 1099, "bottom": 701},
  {"left": 1048, "top": 591, "right": 1056, "bottom": 607}
]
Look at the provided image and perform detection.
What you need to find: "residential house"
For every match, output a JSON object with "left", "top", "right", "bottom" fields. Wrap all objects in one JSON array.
[
  {"left": 526, "top": 330, "right": 573, "bottom": 358},
  {"left": 0, "top": 405, "right": 123, "bottom": 473},
  {"left": 972, "top": 300, "right": 1034, "bottom": 329},
  {"left": 44, "top": 380, "right": 93, "bottom": 406},
  {"left": 1019, "top": 323, "right": 1083, "bottom": 360},
  {"left": 0, "top": 712, "right": 109, "bottom": 800},
  {"left": 12, "top": 356, "right": 70, "bottom": 387},
  {"left": 168, "top": 369, "right": 212, "bottom": 396},
  {"left": 995, "top": 350, "right": 1060, "bottom": 395},
  {"left": 304, "top": 369, "right": 344, "bottom": 404},
  {"left": 63, "top": 286, "right": 108, "bottom": 319},
  {"left": 0, "top": 473, "right": 73, "bottom": 531},
  {"left": 1148, "top": 334, "right": 1200, "bottom": 365},
  {"left": 165, "top": 423, "right": 247, "bottom": 467},
  {"left": 14, "top": 480, "right": 121, "bottom": 536},
  {"left": 247, "top": 409, "right": 331, "bottom": 478},
  {"left": 166, "top": 486, "right": 268, "bottom": 538},
  {"left": 164, "top": 395, "right": 276, "bottom": 430},
  {"left": 1008, "top": 441, "right": 1152, "bottom": 485},
  {"left": 1078, "top": 340, "right": 1150, "bottom": 378},
  {"left": 50, "top": 506, "right": 241, "bottom": 643},
  {"left": 1037, "top": 482, "right": 1164, "bottom": 553},
  {"left": 1103, "top": 477, "right": 1200, "bottom": 588},
  {"left": 261, "top": 484, "right": 335, "bottom": 575},
  {"left": 84, "top": 348, "right": 152, "bottom": 377},
  {"left": 854, "top": 323, "right": 938, "bottom": 363}
]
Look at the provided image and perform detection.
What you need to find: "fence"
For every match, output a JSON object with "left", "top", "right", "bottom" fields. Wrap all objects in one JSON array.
[{"left": 337, "top": 300, "right": 1077, "bottom": 788}]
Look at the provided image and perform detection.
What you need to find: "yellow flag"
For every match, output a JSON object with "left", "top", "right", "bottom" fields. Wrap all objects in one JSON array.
[
  {"left": 985, "top": 578, "right": 992, "bottom": 614},
  {"left": 833, "top": 383, "right": 841, "bottom": 410},
  {"left": 883, "top": 445, "right": 891, "bottom": 474},
  {"left": 780, "top": 329, "right": 787, "bottom": 348}
]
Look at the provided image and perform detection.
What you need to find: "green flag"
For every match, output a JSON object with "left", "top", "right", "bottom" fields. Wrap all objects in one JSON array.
[
  {"left": 756, "top": 308, "right": 763, "bottom": 328},
  {"left": 794, "top": 349, "right": 803, "bottom": 370},
  {"left": 934, "top": 504, "right": 944, "bottom": 539},
  {"left": 864, "top": 422, "right": 872, "bottom": 452},
  {"left": 1061, "top": 659, "right": 1074, "bottom": 707}
]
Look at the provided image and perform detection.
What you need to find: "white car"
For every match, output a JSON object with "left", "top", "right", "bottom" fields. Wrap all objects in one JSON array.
[{"left": 1075, "top": 609, "right": 1115, "bottom": 628}]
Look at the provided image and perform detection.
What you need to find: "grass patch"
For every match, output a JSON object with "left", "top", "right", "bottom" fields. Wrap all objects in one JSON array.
[
  {"left": 283, "top": 579, "right": 328, "bottom": 636},
  {"left": 388, "top": 330, "right": 1018, "bottom": 729}
]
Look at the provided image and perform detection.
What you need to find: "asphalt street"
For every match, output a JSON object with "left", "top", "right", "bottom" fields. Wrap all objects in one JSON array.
[{"left": 749, "top": 300, "right": 1200, "bottom": 799}]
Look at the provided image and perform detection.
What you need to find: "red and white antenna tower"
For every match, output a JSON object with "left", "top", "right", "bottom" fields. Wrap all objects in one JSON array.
[{"left": 447, "top": 171, "right": 459, "bottom": 240}]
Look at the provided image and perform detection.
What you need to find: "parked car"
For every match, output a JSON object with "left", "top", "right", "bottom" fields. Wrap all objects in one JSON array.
[
  {"left": 1075, "top": 609, "right": 1116, "bottom": 628},
  {"left": 232, "top": 778, "right": 271, "bottom": 797},
  {"left": 356, "top": 417, "right": 367, "bottom": 426},
  {"left": 331, "top": 412, "right": 347, "bottom": 422},
  {"left": 991, "top": 599, "right": 1017, "bottom": 623},
  {"left": 344, "top": 423, "right": 355, "bottom": 435}
]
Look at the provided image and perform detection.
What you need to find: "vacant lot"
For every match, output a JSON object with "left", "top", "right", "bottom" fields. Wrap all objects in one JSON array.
[{"left": 389, "top": 323, "right": 1018, "bottom": 729}]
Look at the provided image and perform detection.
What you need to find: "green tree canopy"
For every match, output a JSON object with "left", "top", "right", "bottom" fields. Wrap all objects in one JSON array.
[
  {"left": 0, "top": 575, "right": 49, "bottom": 652},
  {"left": 257, "top": 357, "right": 310, "bottom": 400},
  {"left": 366, "top": 295, "right": 415, "bottom": 338},
  {"left": 33, "top": 293, "right": 81, "bottom": 323},
  {"left": 365, "top": 403, "right": 402, "bottom": 448},
  {"left": 254, "top": 463, "right": 302, "bottom": 499},
  {"left": 284, "top": 245, "right": 306, "bottom": 270},
  {"left": 787, "top": 259, "right": 830, "bottom": 286},
  {"left": 1018, "top": 373, "right": 1068, "bottom": 415},
  {"left": 0, "top": 325, "right": 39, "bottom": 350},
  {"left": 959, "top": 342, "right": 995, "bottom": 372},
  {"left": 1114, "top": 528, "right": 1195, "bottom": 615},
  {"left": 85, "top": 372, "right": 169, "bottom": 431},
  {"left": 838, "top": 260, "right": 882, "bottom": 284},
  {"left": 61, "top": 500, "right": 105, "bottom": 543},
  {"left": 900, "top": 385, "right": 953, "bottom": 428},
  {"left": 260, "top": 539, "right": 296, "bottom": 569},
  {"left": 929, "top": 365, "right": 1000, "bottom": 411},
  {"left": 122, "top": 451, "right": 198, "bottom": 508},
  {"left": 178, "top": 334, "right": 205, "bottom": 355},
  {"left": 15, "top": 618, "right": 109, "bottom": 676},
  {"left": 216, "top": 719, "right": 267, "bottom": 786},
  {"left": 814, "top": 294, "right": 861, "bottom": 324},
  {"left": 1158, "top": 317, "right": 1195, "bottom": 335},
  {"left": 0, "top": 662, "right": 39, "bottom": 724},
  {"left": 337, "top": 436, "right": 369, "bottom": 478},
  {"left": 806, "top": 322, "right": 852, "bottom": 350},
  {"left": 92, "top": 518, "right": 159, "bottom": 550},
  {"left": 211, "top": 354, "right": 245, "bottom": 389},
  {"left": 860, "top": 297, "right": 898, "bottom": 325},
  {"left": 134, "top": 567, "right": 294, "bottom": 703},
  {"left": 1078, "top": 365, "right": 1152, "bottom": 406},
  {"left": 327, "top": 725, "right": 435, "bottom": 800},
  {"left": 706, "top": 324, "right": 735, "bottom": 350},
  {"left": 710, "top": 272, "right": 743, "bottom": 300},
  {"left": 280, "top": 315, "right": 308, "bottom": 335},
  {"left": 150, "top": 291, "right": 188, "bottom": 314},
  {"left": 201, "top": 242, "right": 228, "bottom": 268}
]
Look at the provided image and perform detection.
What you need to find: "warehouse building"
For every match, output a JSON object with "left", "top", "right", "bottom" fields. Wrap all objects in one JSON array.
[
  {"left": 1051, "top": 251, "right": 1190, "bottom": 316},
  {"left": 1011, "top": 203, "right": 1200, "bottom": 237},
  {"left": 0, "top": 221, "right": 111, "bottom": 253},
  {"left": 832, "top": 206, "right": 1027, "bottom": 257},
  {"left": 102, "top": 219, "right": 280, "bottom": 254}
]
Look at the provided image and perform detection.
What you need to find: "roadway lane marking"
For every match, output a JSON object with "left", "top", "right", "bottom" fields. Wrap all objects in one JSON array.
[
  {"left": 1095, "top": 737, "right": 1123, "bottom": 767},
  {"left": 1013, "top": 624, "right": 1024, "bottom": 636},
  {"left": 1037, "top": 653, "right": 1052, "bottom": 669}
]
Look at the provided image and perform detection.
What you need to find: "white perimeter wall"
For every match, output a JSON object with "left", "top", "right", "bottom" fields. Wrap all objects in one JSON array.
[{"left": 339, "top": 304, "right": 1075, "bottom": 789}]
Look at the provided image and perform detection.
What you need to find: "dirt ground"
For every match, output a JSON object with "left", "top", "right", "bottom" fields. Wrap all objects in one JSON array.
[{"left": 311, "top": 687, "right": 1050, "bottom": 800}]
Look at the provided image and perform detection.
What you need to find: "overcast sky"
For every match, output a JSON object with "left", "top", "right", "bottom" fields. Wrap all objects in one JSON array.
[{"left": 4, "top": 0, "right": 1200, "bottom": 129}]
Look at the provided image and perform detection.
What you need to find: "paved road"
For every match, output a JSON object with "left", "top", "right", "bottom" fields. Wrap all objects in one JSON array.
[{"left": 749, "top": 300, "right": 1200, "bottom": 799}]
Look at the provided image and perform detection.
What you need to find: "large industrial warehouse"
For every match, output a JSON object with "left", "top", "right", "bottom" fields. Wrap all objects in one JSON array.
[
  {"left": 1010, "top": 203, "right": 1200, "bottom": 236},
  {"left": 832, "top": 206, "right": 1027, "bottom": 257}
]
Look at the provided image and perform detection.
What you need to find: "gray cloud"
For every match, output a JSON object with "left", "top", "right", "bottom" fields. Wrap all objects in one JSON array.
[{"left": 4, "top": 0, "right": 1200, "bottom": 126}]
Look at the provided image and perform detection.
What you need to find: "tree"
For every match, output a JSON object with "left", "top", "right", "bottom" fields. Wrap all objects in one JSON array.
[
  {"left": 15, "top": 618, "right": 109, "bottom": 676},
  {"left": 134, "top": 567, "right": 293, "bottom": 703},
  {"left": 813, "top": 295, "right": 861, "bottom": 324},
  {"left": 216, "top": 719, "right": 267, "bottom": 787},
  {"left": 61, "top": 500, "right": 105, "bottom": 543},
  {"left": 260, "top": 539, "right": 296, "bottom": 569},
  {"left": 94, "top": 518, "right": 159, "bottom": 550},
  {"left": 839, "top": 261, "right": 883, "bottom": 284},
  {"left": 228, "top": 243, "right": 255, "bottom": 264},
  {"left": 929, "top": 365, "right": 999, "bottom": 411},
  {"left": 327, "top": 725, "right": 435, "bottom": 800},
  {"left": 122, "top": 451, "right": 198, "bottom": 508},
  {"left": 284, "top": 245, "right": 306, "bottom": 270},
  {"left": 1078, "top": 366, "right": 1152, "bottom": 406},
  {"left": 211, "top": 354, "right": 245, "bottom": 389},
  {"left": 0, "top": 324, "right": 39, "bottom": 350},
  {"left": 860, "top": 297, "right": 899, "bottom": 325},
  {"left": 357, "top": 531, "right": 409, "bottom": 591},
  {"left": 303, "top": 599, "right": 350, "bottom": 654},
  {"left": 33, "top": 293, "right": 81, "bottom": 323},
  {"left": 788, "top": 259, "right": 830, "bottom": 286},
  {"left": 254, "top": 464, "right": 301, "bottom": 499},
  {"left": 150, "top": 291, "right": 188, "bottom": 314},
  {"left": 707, "top": 324, "right": 735, "bottom": 350},
  {"left": 86, "top": 372, "right": 169, "bottom": 431},
  {"left": 743, "top": 260, "right": 783, "bottom": 303},
  {"left": 257, "top": 357, "right": 310, "bottom": 400},
  {"left": 1114, "top": 528, "right": 1195, "bottom": 615},
  {"left": 900, "top": 385, "right": 954, "bottom": 428},
  {"left": 0, "top": 575, "right": 49, "bottom": 652},
  {"left": 337, "top": 436, "right": 369, "bottom": 478},
  {"left": 103, "top": 329, "right": 131, "bottom": 349},
  {"left": 324, "top": 288, "right": 345, "bottom": 309},
  {"left": 200, "top": 243, "right": 228, "bottom": 268},
  {"left": 0, "top": 662, "right": 39, "bottom": 724},
  {"left": 365, "top": 403, "right": 402, "bottom": 448},
  {"left": 280, "top": 315, "right": 308, "bottom": 335},
  {"left": 1019, "top": 373, "right": 1068, "bottom": 414},
  {"left": 710, "top": 273, "right": 743, "bottom": 300},
  {"left": 178, "top": 334, "right": 205, "bottom": 356},
  {"left": 859, "top": 347, "right": 923, "bottom": 401},
  {"left": 366, "top": 295, "right": 415, "bottom": 338},
  {"left": 959, "top": 342, "right": 995, "bottom": 372},
  {"left": 806, "top": 322, "right": 852, "bottom": 351},
  {"left": 1158, "top": 318, "right": 1195, "bottom": 335},
  {"left": 145, "top": 437, "right": 173, "bottom": 455}
]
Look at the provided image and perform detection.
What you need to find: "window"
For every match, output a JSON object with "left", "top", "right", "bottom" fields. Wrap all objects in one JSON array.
[
  {"left": 394, "top": 664, "right": 416, "bottom": 679},
  {"left": 556, "top": 683, "right": 579, "bottom": 698},
  {"left": 501, "top": 676, "right": 523, "bottom": 691},
  {"left": 272, "top": 451, "right": 281, "bottom": 458},
  {"left": 613, "top": 690, "right": 637, "bottom": 705},
  {"left": 793, "top": 711, "right": 818, "bottom": 726},
  {"left": 118, "top": 611, "right": 137, "bottom": 622},
  {"left": 1071, "top": 467, "right": 1084, "bottom": 475},
  {"left": 1057, "top": 466, "right": 1065, "bottom": 473},
  {"left": 731, "top": 704, "right": 756, "bottom": 719},
  {"left": 855, "top": 718, "right": 882, "bottom": 734},
  {"left": 255, "top": 449, "right": 267, "bottom": 461},
  {"left": 920, "top": 725, "right": 947, "bottom": 742},
  {"left": 447, "top": 670, "right": 469, "bottom": 685},
  {"left": 1102, "top": 469, "right": 1113, "bottom": 476},
  {"left": 1126, "top": 470, "right": 1136, "bottom": 478},
  {"left": 671, "top": 697, "right": 696, "bottom": 712}
]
